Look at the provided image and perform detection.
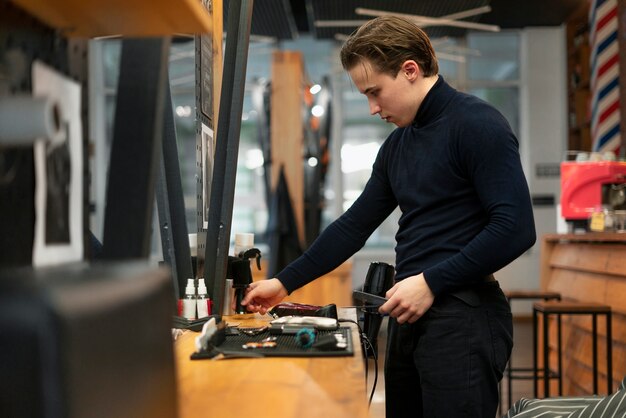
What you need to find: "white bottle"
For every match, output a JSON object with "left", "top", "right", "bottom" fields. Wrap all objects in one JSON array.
[
  {"left": 196, "top": 279, "right": 210, "bottom": 318},
  {"left": 222, "top": 278, "right": 235, "bottom": 316},
  {"left": 234, "top": 232, "right": 254, "bottom": 257},
  {"left": 182, "top": 279, "right": 197, "bottom": 320}
]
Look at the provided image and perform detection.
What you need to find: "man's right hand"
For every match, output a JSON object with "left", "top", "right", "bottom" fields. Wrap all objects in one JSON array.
[{"left": 240, "top": 278, "right": 288, "bottom": 314}]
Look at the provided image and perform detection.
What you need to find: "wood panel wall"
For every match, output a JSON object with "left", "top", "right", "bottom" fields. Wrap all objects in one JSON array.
[
  {"left": 252, "top": 261, "right": 353, "bottom": 308},
  {"left": 540, "top": 234, "right": 626, "bottom": 395}
]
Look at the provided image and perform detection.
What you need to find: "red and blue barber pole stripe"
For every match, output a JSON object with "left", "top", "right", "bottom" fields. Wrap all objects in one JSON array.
[{"left": 589, "top": 0, "right": 620, "bottom": 155}]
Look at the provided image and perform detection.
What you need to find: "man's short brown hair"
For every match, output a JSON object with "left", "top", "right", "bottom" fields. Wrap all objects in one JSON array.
[{"left": 340, "top": 15, "right": 439, "bottom": 78}]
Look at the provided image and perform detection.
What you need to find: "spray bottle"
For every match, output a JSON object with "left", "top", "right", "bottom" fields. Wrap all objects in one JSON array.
[
  {"left": 182, "top": 278, "right": 197, "bottom": 320},
  {"left": 196, "top": 278, "right": 211, "bottom": 318},
  {"left": 222, "top": 233, "right": 256, "bottom": 316}
]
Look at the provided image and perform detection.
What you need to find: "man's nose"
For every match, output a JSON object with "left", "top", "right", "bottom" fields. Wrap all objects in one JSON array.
[{"left": 369, "top": 101, "right": 381, "bottom": 115}]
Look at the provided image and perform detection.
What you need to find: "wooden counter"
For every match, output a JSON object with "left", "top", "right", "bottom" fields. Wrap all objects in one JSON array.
[
  {"left": 540, "top": 233, "right": 626, "bottom": 395},
  {"left": 174, "top": 309, "right": 368, "bottom": 418}
]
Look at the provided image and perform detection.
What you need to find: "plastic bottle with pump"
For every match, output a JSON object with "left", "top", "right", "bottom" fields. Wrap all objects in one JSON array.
[
  {"left": 222, "top": 233, "right": 259, "bottom": 316},
  {"left": 182, "top": 278, "right": 197, "bottom": 320},
  {"left": 231, "top": 233, "right": 262, "bottom": 315},
  {"left": 196, "top": 279, "right": 211, "bottom": 318}
]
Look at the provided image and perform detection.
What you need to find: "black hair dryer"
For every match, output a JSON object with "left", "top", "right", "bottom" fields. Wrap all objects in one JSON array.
[
  {"left": 228, "top": 249, "right": 261, "bottom": 314},
  {"left": 361, "top": 261, "right": 395, "bottom": 358}
]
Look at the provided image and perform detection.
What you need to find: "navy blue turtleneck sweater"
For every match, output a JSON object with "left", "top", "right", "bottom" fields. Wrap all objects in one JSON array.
[{"left": 276, "top": 76, "right": 536, "bottom": 296}]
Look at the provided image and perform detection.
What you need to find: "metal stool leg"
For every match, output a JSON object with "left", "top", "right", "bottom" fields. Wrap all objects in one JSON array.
[
  {"left": 607, "top": 312, "right": 612, "bottom": 393},
  {"left": 533, "top": 307, "right": 538, "bottom": 398},
  {"left": 557, "top": 313, "right": 562, "bottom": 395},
  {"left": 543, "top": 310, "right": 550, "bottom": 397},
  {"left": 506, "top": 293, "right": 561, "bottom": 408},
  {"left": 592, "top": 313, "right": 598, "bottom": 394}
]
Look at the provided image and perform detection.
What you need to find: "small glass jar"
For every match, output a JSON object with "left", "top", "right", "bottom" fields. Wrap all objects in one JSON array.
[
  {"left": 614, "top": 210, "right": 626, "bottom": 233},
  {"left": 603, "top": 209, "right": 615, "bottom": 232}
]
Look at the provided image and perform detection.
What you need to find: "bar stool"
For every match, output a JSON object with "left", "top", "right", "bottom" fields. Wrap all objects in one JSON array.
[
  {"left": 533, "top": 300, "right": 612, "bottom": 398},
  {"left": 502, "top": 290, "right": 561, "bottom": 410}
]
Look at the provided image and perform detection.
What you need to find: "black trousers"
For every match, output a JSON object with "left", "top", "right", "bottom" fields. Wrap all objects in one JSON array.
[{"left": 384, "top": 281, "right": 513, "bottom": 418}]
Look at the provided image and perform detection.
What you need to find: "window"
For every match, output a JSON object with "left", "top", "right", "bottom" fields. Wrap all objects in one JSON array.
[
  {"left": 465, "top": 31, "right": 521, "bottom": 135},
  {"left": 468, "top": 32, "right": 520, "bottom": 82}
]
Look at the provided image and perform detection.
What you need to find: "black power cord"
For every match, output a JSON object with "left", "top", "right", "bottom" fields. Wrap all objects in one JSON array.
[
  {"left": 338, "top": 318, "right": 379, "bottom": 407},
  {"left": 0, "top": 150, "right": 23, "bottom": 186}
]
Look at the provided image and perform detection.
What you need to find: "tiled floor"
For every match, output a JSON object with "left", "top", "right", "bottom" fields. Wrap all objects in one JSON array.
[{"left": 365, "top": 318, "right": 534, "bottom": 418}]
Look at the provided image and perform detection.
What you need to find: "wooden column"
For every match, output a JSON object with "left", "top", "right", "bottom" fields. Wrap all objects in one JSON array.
[{"left": 270, "top": 50, "right": 305, "bottom": 246}]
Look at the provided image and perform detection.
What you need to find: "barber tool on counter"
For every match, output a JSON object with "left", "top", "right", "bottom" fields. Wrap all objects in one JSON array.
[
  {"left": 226, "top": 248, "right": 262, "bottom": 315},
  {"left": 191, "top": 317, "right": 227, "bottom": 359},
  {"left": 268, "top": 302, "right": 338, "bottom": 319},
  {"left": 190, "top": 315, "right": 350, "bottom": 359},
  {"left": 268, "top": 315, "right": 339, "bottom": 334}
]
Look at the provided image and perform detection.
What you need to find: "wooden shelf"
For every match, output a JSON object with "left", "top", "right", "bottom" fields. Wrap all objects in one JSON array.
[{"left": 11, "top": 0, "right": 213, "bottom": 38}]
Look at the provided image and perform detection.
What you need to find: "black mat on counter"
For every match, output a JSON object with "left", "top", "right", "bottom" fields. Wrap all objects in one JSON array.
[{"left": 191, "top": 327, "right": 354, "bottom": 359}]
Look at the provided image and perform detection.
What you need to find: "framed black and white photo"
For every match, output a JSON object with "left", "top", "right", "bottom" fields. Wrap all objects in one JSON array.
[{"left": 32, "top": 61, "right": 83, "bottom": 267}]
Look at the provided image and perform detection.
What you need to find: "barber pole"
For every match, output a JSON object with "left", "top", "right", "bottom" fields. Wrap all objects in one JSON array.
[{"left": 589, "top": 0, "right": 621, "bottom": 155}]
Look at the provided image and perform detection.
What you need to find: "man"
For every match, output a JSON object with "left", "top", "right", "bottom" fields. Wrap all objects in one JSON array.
[{"left": 242, "top": 15, "right": 536, "bottom": 417}]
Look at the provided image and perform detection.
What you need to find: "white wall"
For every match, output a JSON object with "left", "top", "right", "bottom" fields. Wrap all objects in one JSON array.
[
  {"left": 496, "top": 26, "right": 567, "bottom": 314},
  {"left": 350, "top": 27, "right": 569, "bottom": 315}
]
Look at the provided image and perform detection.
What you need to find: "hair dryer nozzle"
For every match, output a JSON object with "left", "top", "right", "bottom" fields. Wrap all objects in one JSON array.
[{"left": 363, "top": 261, "right": 395, "bottom": 297}]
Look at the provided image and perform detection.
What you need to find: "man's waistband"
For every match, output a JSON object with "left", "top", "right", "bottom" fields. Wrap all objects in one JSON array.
[{"left": 395, "top": 273, "right": 496, "bottom": 284}]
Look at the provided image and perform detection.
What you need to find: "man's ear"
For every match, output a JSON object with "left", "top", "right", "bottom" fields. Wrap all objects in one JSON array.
[{"left": 401, "top": 60, "right": 420, "bottom": 81}]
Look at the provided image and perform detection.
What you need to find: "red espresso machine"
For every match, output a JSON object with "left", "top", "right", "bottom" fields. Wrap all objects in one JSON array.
[{"left": 561, "top": 161, "right": 626, "bottom": 228}]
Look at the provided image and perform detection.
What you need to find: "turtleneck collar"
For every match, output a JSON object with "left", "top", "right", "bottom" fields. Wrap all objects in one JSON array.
[{"left": 411, "top": 75, "right": 455, "bottom": 128}]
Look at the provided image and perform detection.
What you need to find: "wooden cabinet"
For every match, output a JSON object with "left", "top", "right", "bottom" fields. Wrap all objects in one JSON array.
[
  {"left": 540, "top": 234, "right": 626, "bottom": 395},
  {"left": 565, "top": 3, "right": 592, "bottom": 152}
]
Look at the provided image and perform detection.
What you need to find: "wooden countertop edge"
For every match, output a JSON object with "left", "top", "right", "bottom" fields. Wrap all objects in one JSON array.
[{"left": 543, "top": 233, "right": 626, "bottom": 243}]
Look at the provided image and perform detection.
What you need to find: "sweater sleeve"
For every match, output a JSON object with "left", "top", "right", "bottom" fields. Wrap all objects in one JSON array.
[
  {"left": 423, "top": 105, "right": 537, "bottom": 295},
  {"left": 276, "top": 146, "right": 398, "bottom": 293}
]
